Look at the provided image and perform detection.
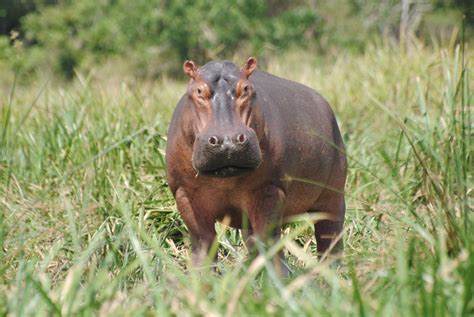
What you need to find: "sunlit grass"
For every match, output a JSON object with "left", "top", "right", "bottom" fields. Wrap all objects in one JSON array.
[{"left": 0, "top": 42, "right": 472, "bottom": 316}]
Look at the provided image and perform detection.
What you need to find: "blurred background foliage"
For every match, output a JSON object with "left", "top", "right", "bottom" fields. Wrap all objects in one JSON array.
[{"left": 0, "top": 0, "right": 471, "bottom": 79}]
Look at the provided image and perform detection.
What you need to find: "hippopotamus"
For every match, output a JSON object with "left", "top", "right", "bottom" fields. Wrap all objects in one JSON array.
[{"left": 165, "top": 57, "right": 347, "bottom": 270}]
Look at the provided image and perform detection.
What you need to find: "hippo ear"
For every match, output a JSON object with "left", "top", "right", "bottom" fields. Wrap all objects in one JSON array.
[
  {"left": 243, "top": 57, "right": 257, "bottom": 78},
  {"left": 183, "top": 60, "right": 198, "bottom": 79}
]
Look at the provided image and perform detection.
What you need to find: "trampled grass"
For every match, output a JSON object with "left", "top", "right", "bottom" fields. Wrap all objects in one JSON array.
[{"left": 0, "top": 42, "right": 472, "bottom": 316}]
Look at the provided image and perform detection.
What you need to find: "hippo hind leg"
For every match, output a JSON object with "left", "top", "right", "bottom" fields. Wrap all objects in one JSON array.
[{"left": 310, "top": 189, "right": 345, "bottom": 257}]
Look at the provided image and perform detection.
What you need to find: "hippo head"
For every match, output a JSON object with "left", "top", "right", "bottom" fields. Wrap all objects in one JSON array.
[{"left": 183, "top": 57, "right": 263, "bottom": 178}]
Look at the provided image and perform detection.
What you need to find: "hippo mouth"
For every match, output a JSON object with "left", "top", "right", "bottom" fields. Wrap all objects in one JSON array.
[{"left": 200, "top": 165, "right": 255, "bottom": 177}]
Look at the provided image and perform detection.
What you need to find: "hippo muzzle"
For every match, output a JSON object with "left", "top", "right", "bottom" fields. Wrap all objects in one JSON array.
[{"left": 192, "top": 127, "right": 262, "bottom": 177}]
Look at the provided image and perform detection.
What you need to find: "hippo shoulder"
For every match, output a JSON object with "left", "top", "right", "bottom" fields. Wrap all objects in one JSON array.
[{"left": 167, "top": 95, "right": 188, "bottom": 139}]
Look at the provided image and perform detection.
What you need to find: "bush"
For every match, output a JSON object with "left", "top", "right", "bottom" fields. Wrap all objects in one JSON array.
[
  {"left": 18, "top": 0, "right": 319, "bottom": 78},
  {"left": 0, "top": 0, "right": 469, "bottom": 79}
]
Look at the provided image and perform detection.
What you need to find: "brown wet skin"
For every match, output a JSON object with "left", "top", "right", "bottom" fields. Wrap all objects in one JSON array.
[{"left": 165, "top": 57, "right": 347, "bottom": 273}]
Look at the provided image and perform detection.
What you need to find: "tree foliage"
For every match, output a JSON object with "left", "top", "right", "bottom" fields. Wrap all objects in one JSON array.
[
  {"left": 0, "top": 0, "right": 468, "bottom": 78},
  {"left": 13, "top": 0, "right": 319, "bottom": 77}
]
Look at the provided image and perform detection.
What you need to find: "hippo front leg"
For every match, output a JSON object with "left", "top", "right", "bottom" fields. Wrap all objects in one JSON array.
[
  {"left": 175, "top": 188, "right": 216, "bottom": 268},
  {"left": 246, "top": 185, "right": 289, "bottom": 276}
]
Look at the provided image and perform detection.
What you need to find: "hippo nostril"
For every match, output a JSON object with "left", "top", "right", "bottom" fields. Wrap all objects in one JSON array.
[
  {"left": 208, "top": 136, "right": 219, "bottom": 146},
  {"left": 237, "top": 134, "right": 247, "bottom": 144}
]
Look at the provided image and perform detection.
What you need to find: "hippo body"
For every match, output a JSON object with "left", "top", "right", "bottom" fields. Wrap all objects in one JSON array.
[{"left": 166, "top": 58, "right": 346, "bottom": 267}]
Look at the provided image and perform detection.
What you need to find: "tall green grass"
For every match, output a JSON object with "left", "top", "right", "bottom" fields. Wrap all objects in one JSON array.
[{"left": 0, "top": 42, "right": 472, "bottom": 316}]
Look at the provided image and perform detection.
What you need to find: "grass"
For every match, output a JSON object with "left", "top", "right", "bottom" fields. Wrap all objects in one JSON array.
[{"left": 0, "top": 41, "right": 472, "bottom": 316}]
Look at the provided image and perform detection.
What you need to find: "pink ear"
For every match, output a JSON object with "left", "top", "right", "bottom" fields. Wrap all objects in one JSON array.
[
  {"left": 183, "top": 60, "right": 197, "bottom": 79},
  {"left": 243, "top": 57, "right": 257, "bottom": 78}
]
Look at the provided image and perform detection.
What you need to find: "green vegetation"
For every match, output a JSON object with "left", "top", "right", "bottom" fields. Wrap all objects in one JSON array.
[
  {"left": 0, "top": 0, "right": 469, "bottom": 79},
  {"left": 0, "top": 40, "right": 472, "bottom": 315},
  {"left": 2, "top": 0, "right": 322, "bottom": 78},
  {"left": 0, "top": 0, "right": 473, "bottom": 315}
]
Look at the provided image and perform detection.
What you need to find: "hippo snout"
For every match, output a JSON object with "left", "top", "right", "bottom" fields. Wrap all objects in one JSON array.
[{"left": 192, "top": 129, "right": 262, "bottom": 177}]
